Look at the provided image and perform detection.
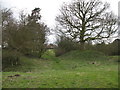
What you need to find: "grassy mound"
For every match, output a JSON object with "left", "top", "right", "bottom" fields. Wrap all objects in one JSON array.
[
  {"left": 60, "top": 50, "right": 107, "bottom": 60},
  {"left": 2, "top": 49, "right": 118, "bottom": 88}
]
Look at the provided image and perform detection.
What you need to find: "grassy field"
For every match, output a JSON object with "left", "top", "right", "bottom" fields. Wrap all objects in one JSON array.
[{"left": 2, "top": 50, "right": 119, "bottom": 88}]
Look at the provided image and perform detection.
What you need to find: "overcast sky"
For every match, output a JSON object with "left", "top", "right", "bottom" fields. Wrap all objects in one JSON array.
[
  {"left": 1, "top": 0, "right": 119, "bottom": 27},
  {"left": 1, "top": 0, "right": 119, "bottom": 43}
]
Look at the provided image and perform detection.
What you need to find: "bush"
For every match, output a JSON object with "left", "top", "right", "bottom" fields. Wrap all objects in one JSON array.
[
  {"left": 85, "top": 40, "right": 120, "bottom": 56},
  {"left": 92, "top": 41, "right": 119, "bottom": 56},
  {"left": 2, "top": 49, "right": 21, "bottom": 69},
  {"left": 41, "top": 49, "right": 55, "bottom": 59},
  {"left": 24, "top": 47, "right": 47, "bottom": 58},
  {"left": 55, "top": 37, "right": 120, "bottom": 56},
  {"left": 55, "top": 37, "right": 79, "bottom": 56},
  {"left": 55, "top": 48, "right": 66, "bottom": 57}
]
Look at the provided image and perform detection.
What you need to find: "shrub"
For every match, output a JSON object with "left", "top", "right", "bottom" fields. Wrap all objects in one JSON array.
[
  {"left": 55, "top": 37, "right": 79, "bottom": 56},
  {"left": 93, "top": 40, "right": 120, "bottom": 56},
  {"left": 2, "top": 49, "right": 21, "bottom": 69}
]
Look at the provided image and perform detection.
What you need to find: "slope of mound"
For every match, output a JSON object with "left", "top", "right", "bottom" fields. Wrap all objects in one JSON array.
[{"left": 60, "top": 50, "right": 107, "bottom": 60}]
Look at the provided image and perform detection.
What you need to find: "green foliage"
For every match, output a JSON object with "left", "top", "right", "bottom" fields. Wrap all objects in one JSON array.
[{"left": 41, "top": 49, "right": 55, "bottom": 59}]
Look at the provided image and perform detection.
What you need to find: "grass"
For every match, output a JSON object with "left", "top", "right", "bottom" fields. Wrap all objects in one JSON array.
[{"left": 2, "top": 49, "right": 119, "bottom": 88}]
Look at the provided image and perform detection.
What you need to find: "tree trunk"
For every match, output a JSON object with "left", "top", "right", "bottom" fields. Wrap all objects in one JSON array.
[{"left": 80, "top": 42, "right": 85, "bottom": 50}]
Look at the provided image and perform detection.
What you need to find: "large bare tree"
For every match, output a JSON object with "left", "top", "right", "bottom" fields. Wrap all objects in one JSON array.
[{"left": 56, "top": 0, "right": 117, "bottom": 48}]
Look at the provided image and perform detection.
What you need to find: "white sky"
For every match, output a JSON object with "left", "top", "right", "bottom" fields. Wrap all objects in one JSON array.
[
  {"left": 0, "top": 0, "right": 119, "bottom": 43},
  {"left": 1, "top": 0, "right": 70, "bottom": 27},
  {"left": 1, "top": 0, "right": 119, "bottom": 27}
]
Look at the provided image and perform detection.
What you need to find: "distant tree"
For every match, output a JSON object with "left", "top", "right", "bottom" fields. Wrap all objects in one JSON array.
[
  {"left": 2, "top": 8, "right": 49, "bottom": 58},
  {"left": 2, "top": 8, "right": 49, "bottom": 69},
  {"left": 2, "top": 9, "right": 31, "bottom": 53},
  {"left": 19, "top": 10, "right": 28, "bottom": 26},
  {"left": 55, "top": 36, "right": 79, "bottom": 56},
  {"left": 56, "top": 0, "right": 117, "bottom": 49},
  {"left": 2, "top": 8, "right": 18, "bottom": 49},
  {"left": 2, "top": 8, "right": 21, "bottom": 68},
  {"left": 25, "top": 8, "right": 49, "bottom": 57},
  {"left": 110, "top": 39, "right": 120, "bottom": 55}
]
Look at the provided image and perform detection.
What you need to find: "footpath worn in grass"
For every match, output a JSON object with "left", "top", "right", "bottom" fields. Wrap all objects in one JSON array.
[{"left": 2, "top": 50, "right": 119, "bottom": 88}]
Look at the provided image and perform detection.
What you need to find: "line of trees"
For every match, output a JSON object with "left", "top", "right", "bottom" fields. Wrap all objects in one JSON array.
[
  {"left": 55, "top": 36, "right": 120, "bottom": 56},
  {"left": 2, "top": 8, "right": 49, "bottom": 68}
]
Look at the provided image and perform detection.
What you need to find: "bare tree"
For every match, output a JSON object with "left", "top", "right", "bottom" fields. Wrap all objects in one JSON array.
[
  {"left": 2, "top": 8, "right": 49, "bottom": 58},
  {"left": 2, "top": 8, "right": 18, "bottom": 49},
  {"left": 56, "top": 0, "right": 117, "bottom": 49}
]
